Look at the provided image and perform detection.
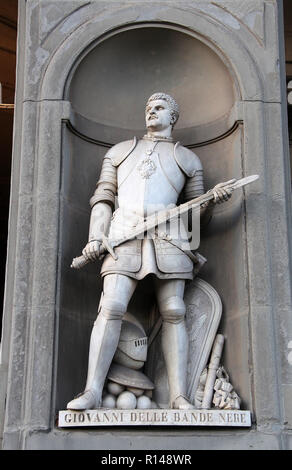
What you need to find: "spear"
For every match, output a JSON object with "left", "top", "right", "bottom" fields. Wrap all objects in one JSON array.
[{"left": 71, "top": 174, "right": 259, "bottom": 269}]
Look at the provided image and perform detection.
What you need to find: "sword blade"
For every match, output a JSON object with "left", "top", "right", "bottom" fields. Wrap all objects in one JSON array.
[
  {"left": 71, "top": 174, "right": 259, "bottom": 269},
  {"left": 112, "top": 174, "right": 259, "bottom": 248},
  {"left": 228, "top": 174, "right": 259, "bottom": 190}
]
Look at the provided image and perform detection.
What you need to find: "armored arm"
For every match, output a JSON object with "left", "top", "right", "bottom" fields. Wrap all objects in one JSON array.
[
  {"left": 82, "top": 139, "right": 135, "bottom": 261},
  {"left": 83, "top": 155, "right": 117, "bottom": 261},
  {"left": 183, "top": 167, "right": 204, "bottom": 202},
  {"left": 176, "top": 144, "right": 232, "bottom": 227},
  {"left": 174, "top": 144, "right": 212, "bottom": 225},
  {"left": 183, "top": 166, "right": 215, "bottom": 228}
]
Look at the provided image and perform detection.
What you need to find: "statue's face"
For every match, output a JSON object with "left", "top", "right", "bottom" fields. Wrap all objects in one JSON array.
[{"left": 145, "top": 99, "right": 173, "bottom": 131}]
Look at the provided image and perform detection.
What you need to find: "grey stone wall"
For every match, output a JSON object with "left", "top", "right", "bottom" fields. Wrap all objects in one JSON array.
[{"left": 1, "top": 0, "right": 292, "bottom": 449}]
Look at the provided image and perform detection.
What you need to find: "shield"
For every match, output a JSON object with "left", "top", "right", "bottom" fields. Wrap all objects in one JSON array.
[{"left": 145, "top": 277, "right": 222, "bottom": 408}]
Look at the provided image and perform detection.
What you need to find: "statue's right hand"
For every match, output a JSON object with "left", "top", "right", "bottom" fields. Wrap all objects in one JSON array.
[{"left": 82, "top": 240, "right": 103, "bottom": 261}]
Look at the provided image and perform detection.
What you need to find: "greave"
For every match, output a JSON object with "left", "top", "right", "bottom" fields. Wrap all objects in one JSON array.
[
  {"left": 161, "top": 319, "right": 189, "bottom": 406},
  {"left": 84, "top": 312, "right": 122, "bottom": 406}
]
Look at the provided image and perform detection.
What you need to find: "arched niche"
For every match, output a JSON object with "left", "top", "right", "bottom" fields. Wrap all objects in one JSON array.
[
  {"left": 56, "top": 24, "right": 251, "bottom": 412},
  {"left": 66, "top": 26, "right": 238, "bottom": 146}
]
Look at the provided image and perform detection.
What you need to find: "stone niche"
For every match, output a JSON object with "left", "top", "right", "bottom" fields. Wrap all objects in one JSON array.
[{"left": 56, "top": 25, "right": 251, "bottom": 412}]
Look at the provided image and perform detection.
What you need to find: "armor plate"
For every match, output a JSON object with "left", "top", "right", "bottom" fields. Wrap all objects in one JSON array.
[{"left": 94, "top": 138, "right": 204, "bottom": 278}]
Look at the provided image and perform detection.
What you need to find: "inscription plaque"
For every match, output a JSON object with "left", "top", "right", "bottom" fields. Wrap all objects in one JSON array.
[{"left": 58, "top": 409, "right": 251, "bottom": 427}]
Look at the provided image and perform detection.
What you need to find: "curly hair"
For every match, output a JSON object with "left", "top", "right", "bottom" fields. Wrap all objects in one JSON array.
[{"left": 146, "top": 92, "right": 180, "bottom": 127}]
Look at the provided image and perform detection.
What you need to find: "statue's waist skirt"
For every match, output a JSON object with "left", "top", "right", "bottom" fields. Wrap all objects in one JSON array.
[
  {"left": 100, "top": 207, "right": 200, "bottom": 280},
  {"left": 100, "top": 237, "right": 194, "bottom": 280}
]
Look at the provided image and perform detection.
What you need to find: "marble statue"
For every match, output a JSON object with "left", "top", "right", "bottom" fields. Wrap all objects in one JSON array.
[{"left": 66, "top": 92, "right": 234, "bottom": 411}]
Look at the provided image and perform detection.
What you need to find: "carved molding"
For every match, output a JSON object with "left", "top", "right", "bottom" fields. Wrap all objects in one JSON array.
[
  {"left": 38, "top": 9, "right": 265, "bottom": 102},
  {"left": 40, "top": 1, "right": 91, "bottom": 45},
  {"left": 210, "top": 1, "right": 265, "bottom": 46},
  {"left": 65, "top": 104, "right": 243, "bottom": 149}
]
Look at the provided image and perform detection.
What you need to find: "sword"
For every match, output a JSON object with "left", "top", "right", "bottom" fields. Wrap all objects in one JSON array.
[{"left": 71, "top": 174, "right": 259, "bottom": 269}]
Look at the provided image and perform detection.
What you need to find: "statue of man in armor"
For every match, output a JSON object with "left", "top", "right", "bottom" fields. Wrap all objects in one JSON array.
[{"left": 67, "top": 92, "right": 232, "bottom": 411}]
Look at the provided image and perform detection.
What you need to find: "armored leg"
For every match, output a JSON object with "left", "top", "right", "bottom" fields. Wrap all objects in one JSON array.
[
  {"left": 155, "top": 278, "right": 194, "bottom": 410},
  {"left": 67, "top": 274, "right": 137, "bottom": 410}
]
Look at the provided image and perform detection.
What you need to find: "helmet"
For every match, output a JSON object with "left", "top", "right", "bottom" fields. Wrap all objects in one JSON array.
[
  {"left": 108, "top": 363, "right": 154, "bottom": 390},
  {"left": 113, "top": 312, "right": 148, "bottom": 370}
]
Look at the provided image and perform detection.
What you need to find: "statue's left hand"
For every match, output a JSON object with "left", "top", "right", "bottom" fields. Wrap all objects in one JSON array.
[{"left": 211, "top": 181, "right": 234, "bottom": 204}]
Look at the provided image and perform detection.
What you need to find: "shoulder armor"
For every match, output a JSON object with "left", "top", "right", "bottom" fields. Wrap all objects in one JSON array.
[
  {"left": 174, "top": 142, "right": 202, "bottom": 177},
  {"left": 107, "top": 137, "right": 137, "bottom": 167}
]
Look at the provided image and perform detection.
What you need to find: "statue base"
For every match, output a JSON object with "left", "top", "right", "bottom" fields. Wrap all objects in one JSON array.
[{"left": 58, "top": 409, "right": 251, "bottom": 427}]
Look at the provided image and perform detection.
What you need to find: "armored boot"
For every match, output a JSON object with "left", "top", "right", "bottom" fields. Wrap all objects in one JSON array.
[
  {"left": 161, "top": 311, "right": 195, "bottom": 410},
  {"left": 67, "top": 309, "right": 123, "bottom": 410},
  {"left": 67, "top": 274, "right": 137, "bottom": 410}
]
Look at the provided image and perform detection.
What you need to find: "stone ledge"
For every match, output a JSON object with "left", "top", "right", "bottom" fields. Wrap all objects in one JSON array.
[{"left": 58, "top": 409, "right": 251, "bottom": 427}]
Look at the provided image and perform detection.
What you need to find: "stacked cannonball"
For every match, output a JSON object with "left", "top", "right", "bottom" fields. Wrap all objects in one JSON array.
[{"left": 102, "top": 380, "right": 158, "bottom": 410}]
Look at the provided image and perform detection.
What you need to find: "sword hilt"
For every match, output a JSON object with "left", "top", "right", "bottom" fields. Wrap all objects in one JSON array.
[
  {"left": 70, "top": 235, "right": 117, "bottom": 269},
  {"left": 70, "top": 255, "right": 89, "bottom": 270},
  {"left": 101, "top": 234, "right": 118, "bottom": 261}
]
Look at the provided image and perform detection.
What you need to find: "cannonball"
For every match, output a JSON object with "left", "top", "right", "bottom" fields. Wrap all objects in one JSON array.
[
  {"left": 127, "top": 386, "right": 144, "bottom": 397},
  {"left": 150, "top": 401, "right": 158, "bottom": 409},
  {"left": 107, "top": 381, "right": 125, "bottom": 396},
  {"left": 102, "top": 393, "right": 116, "bottom": 409},
  {"left": 116, "top": 391, "right": 137, "bottom": 410},
  {"left": 136, "top": 395, "right": 152, "bottom": 409}
]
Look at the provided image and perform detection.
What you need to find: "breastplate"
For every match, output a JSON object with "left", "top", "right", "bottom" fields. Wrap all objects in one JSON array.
[{"left": 117, "top": 140, "right": 186, "bottom": 217}]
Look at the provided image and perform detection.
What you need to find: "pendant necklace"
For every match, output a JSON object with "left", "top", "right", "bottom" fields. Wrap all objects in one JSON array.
[{"left": 138, "top": 140, "right": 159, "bottom": 179}]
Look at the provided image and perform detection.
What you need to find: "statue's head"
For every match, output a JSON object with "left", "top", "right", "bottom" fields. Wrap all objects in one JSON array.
[{"left": 145, "top": 92, "right": 179, "bottom": 132}]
